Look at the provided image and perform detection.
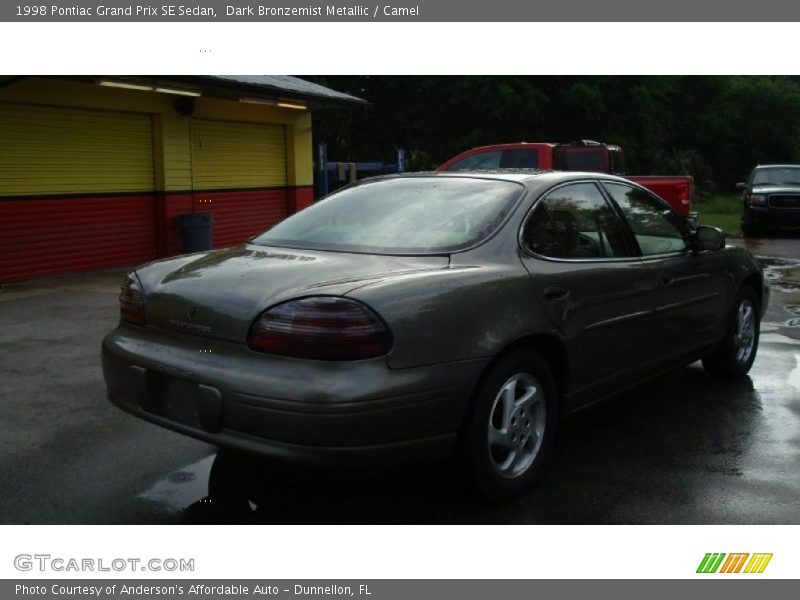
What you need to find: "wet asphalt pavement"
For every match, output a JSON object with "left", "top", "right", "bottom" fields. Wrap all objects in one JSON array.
[{"left": 1, "top": 238, "right": 799, "bottom": 524}]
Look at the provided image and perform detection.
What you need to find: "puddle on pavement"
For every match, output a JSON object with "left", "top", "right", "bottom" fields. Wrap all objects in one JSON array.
[
  {"left": 789, "top": 355, "right": 800, "bottom": 393},
  {"left": 759, "top": 332, "right": 800, "bottom": 345},
  {"left": 758, "top": 256, "right": 800, "bottom": 293},
  {"left": 138, "top": 455, "right": 214, "bottom": 512},
  {"left": 753, "top": 332, "right": 800, "bottom": 394}
]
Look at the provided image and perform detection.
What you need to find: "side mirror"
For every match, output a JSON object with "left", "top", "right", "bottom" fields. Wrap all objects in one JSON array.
[
  {"left": 694, "top": 225, "right": 726, "bottom": 251},
  {"left": 735, "top": 182, "right": 747, "bottom": 191}
]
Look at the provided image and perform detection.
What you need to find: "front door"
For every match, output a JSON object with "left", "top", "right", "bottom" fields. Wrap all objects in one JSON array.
[{"left": 602, "top": 182, "right": 730, "bottom": 363}]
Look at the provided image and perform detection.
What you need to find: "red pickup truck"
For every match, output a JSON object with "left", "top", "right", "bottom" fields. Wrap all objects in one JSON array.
[{"left": 438, "top": 140, "right": 695, "bottom": 219}]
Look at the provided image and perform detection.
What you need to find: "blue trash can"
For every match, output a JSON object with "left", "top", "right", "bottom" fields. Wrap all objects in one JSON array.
[{"left": 179, "top": 213, "right": 214, "bottom": 253}]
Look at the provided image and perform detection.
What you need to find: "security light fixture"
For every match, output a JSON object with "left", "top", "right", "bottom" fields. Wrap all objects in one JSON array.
[
  {"left": 276, "top": 101, "right": 307, "bottom": 110},
  {"left": 155, "top": 87, "right": 202, "bottom": 97},
  {"left": 239, "top": 97, "right": 277, "bottom": 105},
  {"left": 97, "top": 80, "right": 154, "bottom": 92}
]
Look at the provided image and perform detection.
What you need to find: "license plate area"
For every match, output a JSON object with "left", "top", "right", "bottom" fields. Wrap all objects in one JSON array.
[
  {"left": 148, "top": 373, "right": 203, "bottom": 428},
  {"left": 138, "top": 370, "right": 223, "bottom": 432}
]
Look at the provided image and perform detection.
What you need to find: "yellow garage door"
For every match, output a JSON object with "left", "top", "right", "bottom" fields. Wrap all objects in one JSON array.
[
  {"left": 0, "top": 102, "right": 154, "bottom": 196},
  {"left": 191, "top": 118, "right": 287, "bottom": 189},
  {"left": 0, "top": 103, "right": 156, "bottom": 281}
]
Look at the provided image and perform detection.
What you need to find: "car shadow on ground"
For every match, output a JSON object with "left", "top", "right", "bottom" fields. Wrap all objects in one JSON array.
[{"left": 181, "top": 364, "right": 762, "bottom": 524}]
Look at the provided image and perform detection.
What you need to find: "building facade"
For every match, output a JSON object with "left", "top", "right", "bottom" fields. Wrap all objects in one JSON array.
[{"left": 0, "top": 75, "right": 363, "bottom": 282}]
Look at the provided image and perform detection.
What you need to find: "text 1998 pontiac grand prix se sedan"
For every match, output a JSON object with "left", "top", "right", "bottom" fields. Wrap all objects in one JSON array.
[{"left": 102, "top": 171, "right": 768, "bottom": 499}]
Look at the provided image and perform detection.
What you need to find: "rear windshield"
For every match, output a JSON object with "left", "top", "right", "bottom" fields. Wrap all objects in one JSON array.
[
  {"left": 563, "top": 149, "right": 608, "bottom": 172},
  {"left": 251, "top": 177, "right": 524, "bottom": 254}
]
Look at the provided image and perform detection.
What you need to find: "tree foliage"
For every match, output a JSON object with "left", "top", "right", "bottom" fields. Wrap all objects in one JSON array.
[{"left": 303, "top": 76, "right": 800, "bottom": 196}]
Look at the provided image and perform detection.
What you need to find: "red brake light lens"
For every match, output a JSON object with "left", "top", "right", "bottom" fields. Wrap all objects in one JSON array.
[
  {"left": 119, "top": 272, "right": 146, "bottom": 325},
  {"left": 248, "top": 297, "right": 392, "bottom": 360}
]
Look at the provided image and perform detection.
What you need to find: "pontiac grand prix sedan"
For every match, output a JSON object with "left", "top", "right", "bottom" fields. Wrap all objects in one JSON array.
[{"left": 102, "top": 171, "right": 768, "bottom": 500}]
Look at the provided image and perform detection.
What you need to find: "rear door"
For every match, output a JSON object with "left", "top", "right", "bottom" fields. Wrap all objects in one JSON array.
[
  {"left": 519, "top": 181, "right": 656, "bottom": 406},
  {"left": 601, "top": 181, "right": 730, "bottom": 361}
]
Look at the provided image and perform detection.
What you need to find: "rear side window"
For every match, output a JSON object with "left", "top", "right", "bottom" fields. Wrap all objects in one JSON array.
[
  {"left": 603, "top": 183, "right": 689, "bottom": 256},
  {"left": 522, "top": 182, "right": 631, "bottom": 259},
  {"left": 523, "top": 205, "right": 565, "bottom": 258}
]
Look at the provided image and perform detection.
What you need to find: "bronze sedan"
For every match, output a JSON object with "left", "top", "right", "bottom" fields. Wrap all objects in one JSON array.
[{"left": 102, "top": 171, "right": 768, "bottom": 500}]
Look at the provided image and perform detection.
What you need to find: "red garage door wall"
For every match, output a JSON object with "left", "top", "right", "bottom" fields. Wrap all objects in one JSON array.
[
  {"left": 0, "top": 104, "right": 314, "bottom": 283},
  {"left": 0, "top": 194, "right": 158, "bottom": 282},
  {"left": 158, "top": 187, "right": 301, "bottom": 257},
  {"left": 0, "top": 186, "right": 312, "bottom": 283}
]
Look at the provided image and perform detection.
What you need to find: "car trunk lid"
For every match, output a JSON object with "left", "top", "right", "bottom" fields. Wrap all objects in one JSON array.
[{"left": 137, "top": 244, "right": 449, "bottom": 343}]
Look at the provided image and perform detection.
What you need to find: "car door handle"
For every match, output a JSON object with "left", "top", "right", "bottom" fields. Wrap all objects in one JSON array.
[
  {"left": 657, "top": 273, "right": 674, "bottom": 287},
  {"left": 543, "top": 284, "right": 570, "bottom": 302}
]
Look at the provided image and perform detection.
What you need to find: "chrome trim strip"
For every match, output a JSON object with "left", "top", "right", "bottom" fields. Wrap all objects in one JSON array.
[
  {"left": 584, "top": 308, "right": 654, "bottom": 331},
  {"left": 654, "top": 292, "right": 722, "bottom": 314}
]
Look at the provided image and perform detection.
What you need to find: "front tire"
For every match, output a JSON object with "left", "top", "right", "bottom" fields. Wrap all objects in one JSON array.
[
  {"left": 702, "top": 286, "right": 760, "bottom": 379},
  {"left": 457, "top": 349, "right": 558, "bottom": 501}
]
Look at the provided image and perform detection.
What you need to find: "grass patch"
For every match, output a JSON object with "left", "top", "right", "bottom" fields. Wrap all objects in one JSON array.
[{"left": 694, "top": 193, "right": 741, "bottom": 236}]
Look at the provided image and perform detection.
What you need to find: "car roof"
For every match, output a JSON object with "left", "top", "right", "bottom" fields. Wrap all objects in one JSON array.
[
  {"left": 452, "top": 142, "right": 557, "bottom": 151},
  {"left": 755, "top": 164, "right": 800, "bottom": 169},
  {"left": 367, "top": 170, "right": 631, "bottom": 185}
]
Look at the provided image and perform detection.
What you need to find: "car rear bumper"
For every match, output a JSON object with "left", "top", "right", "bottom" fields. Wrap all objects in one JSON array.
[{"left": 102, "top": 324, "right": 488, "bottom": 467}]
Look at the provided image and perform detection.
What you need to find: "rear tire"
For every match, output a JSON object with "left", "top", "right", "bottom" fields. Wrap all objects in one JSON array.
[
  {"left": 208, "top": 449, "right": 256, "bottom": 506},
  {"left": 702, "top": 286, "right": 760, "bottom": 379},
  {"left": 457, "top": 349, "right": 558, "bottom": 501}
]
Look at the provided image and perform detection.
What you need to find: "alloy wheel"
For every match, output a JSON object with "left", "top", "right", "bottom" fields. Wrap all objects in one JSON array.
[
  {"left": 487, "top": 372, "right": 546, "bottom": 479},
  {"left": 735, "top": 299, "right": 756, "bottom": 364}
]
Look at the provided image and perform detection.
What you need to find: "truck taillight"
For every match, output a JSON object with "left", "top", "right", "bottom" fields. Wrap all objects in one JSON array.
[
  {"left": 248, "top": 297, "right": 392, "bottom": 361},
  {"left": 119, "top": 272, "right": 146, "bottom": 325}
]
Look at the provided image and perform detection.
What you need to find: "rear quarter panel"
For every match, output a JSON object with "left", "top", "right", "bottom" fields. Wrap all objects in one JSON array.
[{"left": 348, "top": 260, "right": 557, "bottom": 369}]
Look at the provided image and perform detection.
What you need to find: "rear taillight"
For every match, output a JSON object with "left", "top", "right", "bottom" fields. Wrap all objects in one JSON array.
[
  {"left": 248, "top": 296, "right": 392, "bottom": 361},
  {"left": 119, "top": 272, "right": 146, "bottom": 325}
]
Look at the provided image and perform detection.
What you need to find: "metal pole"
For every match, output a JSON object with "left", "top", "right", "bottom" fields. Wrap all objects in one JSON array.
[
  {"left": 317, "top": 142, "right": 329, "bottom": 197},
  {"left": 397, "top": 148, "right": 406, "bottom": 174}
]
